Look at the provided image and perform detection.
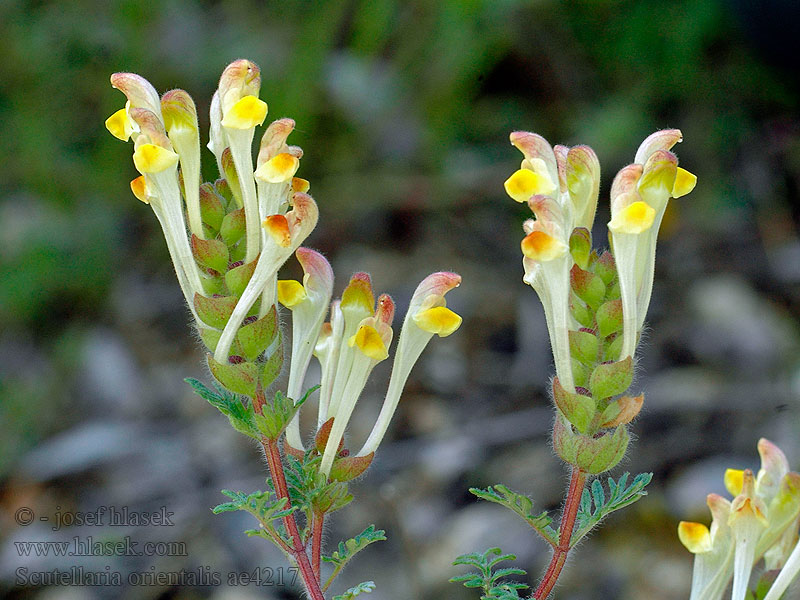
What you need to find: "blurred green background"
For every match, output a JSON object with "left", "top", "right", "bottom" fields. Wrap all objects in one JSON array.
[{"left": 2, "top": 0, "right": 800, "bottom": 598}]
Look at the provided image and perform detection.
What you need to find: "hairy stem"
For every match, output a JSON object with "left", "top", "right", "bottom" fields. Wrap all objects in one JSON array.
[
  {"left": 533, "top": 467, "right": 587, "bottom": 600},
  {"left": 263, "top": 436, "right": 325, "bottom": 600},
  {"left": 312, "top": 512, "right": 325, "bottom": 583}
]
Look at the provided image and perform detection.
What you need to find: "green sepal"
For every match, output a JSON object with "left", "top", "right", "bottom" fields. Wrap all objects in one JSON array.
[
  {"left": 214, "top": 178, "right": 233, "bottom": 208},
  {"left": 329, "top": 452, "right": 374, "bottom": 482},
  {"left": 315, "top": 418, "right": 344, "bottom": 455},
  {"left": 570, "top": 265, "right": 606, "bottom": 310},
  {"left": 571, "top": 359, "right": 589, "bottom": 389},
  {"left": 570, "top": 294, "right": 593, "bottom": 328},
  {"left": 191, "top": 234, "right": 229, "bottom": 274},
  {"left": 260, "top": 333, "right": 284, "bottom": 390},
  {"left": 553, "top": 414, "right": 629, "bottom": 474},
  {"left": 221, "top": 149, "right": 243, "bottom": 208},
  {"left": 596, "top": 299, "right": 623, "bottom": 337},
  {"left": 588, "top": 356, "right": 633, "bottom": 400},
  {"left": 201, "top": 275, "right": 226, "bottom": 297},
  {"left": 569, "top": 227, "right": 592, "bottom": 270},
  {"left": 568, "top": 329, "right": 599, "bottom": 365},
  {"left": 207, "top": 354, "right": 259, "bottom": 397},
  {"left": 185, "top": 378, "right": 259, "bottom": 440},
  {"left": 592, "top": 251, "right": 617, "bottom": 286},
  {"left": 237, "top": 306, "right": 278, "bottom": 361},
  {"left": 199, "top": 328, "right": 221, "bottom": 352},
  {"left": 229, "top": 240, "right": 247, "bottom": 263},
  {"left": 552, "top": 377, "right": 595, "bottom": 434},
  {"left": 194, "top": 293, "right": 238, "bottom": 329},
  {"left": 199, "top": 183, "right": 226, "bottom": 233},
  {"left": 603, "top": 334, "right": 623, "bottom": 362},
  {"left": 220, "top": 208, "right": 246, "bottom": 247},
  {"left": 226, "top": 257, "right": 258, "bottom": 297}
]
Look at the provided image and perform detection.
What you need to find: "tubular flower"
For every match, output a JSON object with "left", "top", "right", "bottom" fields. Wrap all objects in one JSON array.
[
  {"left": 609, "top": 129, "right": 697, "bottom": 359},
  {"left": 278, "top": 248, "right": 334, "bottom": 450},
  {"left": 280, "top": 271, "right": 462, "bottom": 478},
  {"left": 679, "top": 439, "right": 800, "bottom": 600},
  {"left": 106, "top": 59, "right": 317, "bottom": 400},
  {"left": 506, "top": 132, "right": 600, "bottom": 392}
]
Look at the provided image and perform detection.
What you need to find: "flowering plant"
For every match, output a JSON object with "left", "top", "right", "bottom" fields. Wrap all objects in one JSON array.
[
  {"left": 453, "top": 129, "right": 698, "bottom": 599},
  {"left": 105, "top": 59, "right": 461, "bottom": 600}
]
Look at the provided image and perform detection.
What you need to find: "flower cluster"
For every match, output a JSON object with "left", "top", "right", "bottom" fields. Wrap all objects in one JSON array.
[
  {"left": 504, "top": 130, "right": 696, "bottom": 474},
  {"left": 679, "top": 439, "right": 800, "bottom": 600},
  {"left": 105, "top": 59, "right": 462, "bottom": 469}
]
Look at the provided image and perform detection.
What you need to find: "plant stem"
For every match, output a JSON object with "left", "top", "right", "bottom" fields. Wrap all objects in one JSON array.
[
  {"left": 312, "top": 511, "right": 325, "bottom": 582},
  {"left": 533, "top": 467, "right": 587, "bottom": 600},
  {"left": 263, "top": 437, "right": 325, "bottom": 600}
]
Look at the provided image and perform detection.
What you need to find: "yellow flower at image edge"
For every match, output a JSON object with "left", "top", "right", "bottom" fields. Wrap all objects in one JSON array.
[{"left": 349, "top": 325, "right": 389, "bottom": 361}]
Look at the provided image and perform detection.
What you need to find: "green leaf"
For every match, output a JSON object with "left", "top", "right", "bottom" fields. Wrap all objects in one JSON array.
[
  {"left": 450, "top": 547, "right": 528, "bottom": 599},
  {"left": 253, "top": 387, "right": 315, "bottom": 440},
  {"left": 322, "top": 525, "right": 386, "bottom": 592},
  {"left": 211, "top": 489, "right": 295, "bottom": 554},
  {"left": 571, "top": 472, "right": 653, "bottom": 546},
  {"left": 332, "top": 581, "right": 376, "bottom": 600},
  {"left": 185, "top": 377, "right": 259, "bottom": 439},
  {"left": 470, "top": 485, "right": 556, "bottom": 546}
]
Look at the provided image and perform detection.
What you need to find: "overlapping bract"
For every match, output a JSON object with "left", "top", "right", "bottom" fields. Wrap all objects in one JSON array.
[{"left": 678, "top": 439, "right": 800, "bottom": 600}]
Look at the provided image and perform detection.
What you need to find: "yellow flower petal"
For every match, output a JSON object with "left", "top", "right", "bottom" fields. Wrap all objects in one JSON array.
[
  {"left": 130, "top": 176, "right": 149, "bottom": 204},
  {"left": 132, "top": 143, "right": 179, "bottom": 174},
  {"left": 348, "top": 325, "right": 389, "bottom": 360},
  {"left": 608, "top": 201, "right": 655, "bottom": 235},
  {"left": 725, "top": 468, "right": 744, "bottom": 497},
  {"left": 520, "top": 230, "right": 567, "bottom": 261},
  {"left": 263, "top": 214, "right": 291, "bottom": 247},
  {"left": 291, "top": 177, "right": 310, "bottom": 193},
  {"left": 504, "top": 169, "right": 555, "bottom": 203},
  {"left": 105, "top": 108, "right": 134, "bottom": 141},
  {"left": 672, "top": 167, "right": 697, "bottom": 198},
  {"left": 221, "top": 95, "right": 268, "bottom": 130},
  {"left": 678, "top": 521, "right": 712, "bottom": 554},
  {"left": 277, "top": 280, "right": 306, "bottom": 308},
  {"left": 413, "top": 306, "right": 462, "bottom": 337},
  {"left": 254, "top": 152, "right": 300, "bottom": 183}
]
